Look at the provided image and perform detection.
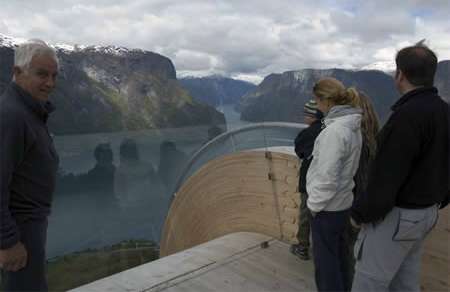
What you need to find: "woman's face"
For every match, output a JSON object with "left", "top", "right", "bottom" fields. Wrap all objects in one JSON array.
[{"left": 314, "top": 95, "right": 330, "bottom": 114}]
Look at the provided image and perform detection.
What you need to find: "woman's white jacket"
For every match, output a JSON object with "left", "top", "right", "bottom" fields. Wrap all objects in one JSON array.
[{"left": 306, "top": 105, "right": 363, "bottom": 213}]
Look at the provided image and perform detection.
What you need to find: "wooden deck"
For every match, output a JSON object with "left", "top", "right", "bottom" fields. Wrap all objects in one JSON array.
[
  {"left": 70, "top": 232, "right": 316, "bottom": 292},
  {"left": 70, "top": 211, "right": 448, "bottom": 292}
]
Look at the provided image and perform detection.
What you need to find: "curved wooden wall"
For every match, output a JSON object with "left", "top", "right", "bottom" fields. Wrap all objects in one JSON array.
[{"left": 160, "top": 150, "right": 300, "bottom": 256}]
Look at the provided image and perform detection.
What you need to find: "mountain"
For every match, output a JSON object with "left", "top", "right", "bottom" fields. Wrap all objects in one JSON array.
[
  {"left": 179, "top": 76, "right": 256, "bottom": 108},
  {"left": 239, "top": 69, "right": 401, "bottom": 124},
  {"left": 436, "top": 61, "right": 450, "bottom": 103},
  {"left": 0, "top": 34, "right": 225, "bottom": 135},
  {"left": 359, "top": 60, "right": 450, "bottom": 103}
]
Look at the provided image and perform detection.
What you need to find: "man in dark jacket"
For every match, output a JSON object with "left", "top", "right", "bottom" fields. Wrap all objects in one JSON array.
[
  {"left": 0, "top": 39, "right": 59, "bottom": 291},
  {"left": 290, "top": 99, "right": 323, "bottom": 260},
  {"left": 351, "top": 44, "right": 449, "bottom": 291}
]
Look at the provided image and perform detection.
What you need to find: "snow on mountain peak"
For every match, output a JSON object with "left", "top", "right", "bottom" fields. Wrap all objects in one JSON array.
[
  {"left": 0, "top": 33, "right": 27, "bottom": 47},
  {"left": 0, "top": 33, "right": 142, "bottom": 56},
  {"left": 360, "top": 61, "right": 396, "bottom": 73}
]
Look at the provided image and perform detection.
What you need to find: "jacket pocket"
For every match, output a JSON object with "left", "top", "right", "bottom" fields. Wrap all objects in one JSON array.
[
  {"left": 425, "top": 207, "right": 439, "bottom": 236},
  {"left": 392, "top": 210, "right": 426, "bottom": 241}
]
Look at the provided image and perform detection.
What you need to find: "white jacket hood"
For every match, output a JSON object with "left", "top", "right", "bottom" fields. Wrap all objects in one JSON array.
[{"left": 324, "top": 105, "right": 363, "bottom": 131}]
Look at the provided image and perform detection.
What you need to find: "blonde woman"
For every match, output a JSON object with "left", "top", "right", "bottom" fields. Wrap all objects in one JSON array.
[
  {"left": 306, "top": 77, "right": 363, "bottom": 292},
  {"left": 346, "top": 91, "right": 380, "bottom": 288}
]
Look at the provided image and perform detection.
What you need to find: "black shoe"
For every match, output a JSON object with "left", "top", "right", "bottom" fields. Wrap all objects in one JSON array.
[{"left": 290, "top": 244, "right": 310, "bottom": 260}]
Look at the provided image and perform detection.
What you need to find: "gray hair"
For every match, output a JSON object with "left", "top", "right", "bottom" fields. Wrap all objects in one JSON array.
[{"left": 14, "top": 39, "right": 59, "bottom": 72}]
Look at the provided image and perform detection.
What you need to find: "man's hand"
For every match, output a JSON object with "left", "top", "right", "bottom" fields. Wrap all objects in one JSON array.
[{"left": 0, "top": 242, "right": 28, "bottom": 272}]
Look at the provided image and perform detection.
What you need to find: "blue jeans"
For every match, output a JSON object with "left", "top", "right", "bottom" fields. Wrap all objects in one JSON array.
[
  {"left": 311, "top": 209, "right": 351, "bottom": 292},
  {"left": 1, "top": 219, "right": 48, "bottom": 292}
]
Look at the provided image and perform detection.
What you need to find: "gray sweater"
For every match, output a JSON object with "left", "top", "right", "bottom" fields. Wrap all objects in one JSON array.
[{"left": 0, "top": 83, "right": 59, "bottom": 249}]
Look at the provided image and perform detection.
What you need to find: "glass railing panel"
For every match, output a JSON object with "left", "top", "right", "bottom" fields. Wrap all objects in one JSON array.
[
  {"left": 174, "top": 123, "right": 306, "bottom": 194},
  {"left": 45, "top": 125, "right": 212, "bottom": 290}
]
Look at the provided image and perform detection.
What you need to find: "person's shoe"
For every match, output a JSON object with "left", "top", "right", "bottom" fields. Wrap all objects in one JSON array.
[{"left": 290, "top": 244, "right": 310, "bottom": 260}]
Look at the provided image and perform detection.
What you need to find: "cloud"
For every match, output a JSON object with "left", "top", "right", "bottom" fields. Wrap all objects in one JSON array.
[
  {"left": 1, "top": 0, "right": 449, "bottom": 81},
  {"left": 0, "top": 20, "right": 8, "bottom": 34},
  {"left": 174, "top": 49, "right": 220, "bottom": 72},
  {"left": 331, "top": 10, "right": 416, "bottom": 42}
]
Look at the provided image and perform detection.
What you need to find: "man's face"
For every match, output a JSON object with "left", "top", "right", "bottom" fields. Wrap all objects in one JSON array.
[{"left": 14, "top": 54, "right": 58, "bottom": 101}]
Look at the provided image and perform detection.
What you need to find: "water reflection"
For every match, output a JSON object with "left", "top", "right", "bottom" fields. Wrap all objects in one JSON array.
[
  {"left": 115, "top": 138, "right": 163, "bottom": 208},
  {"left": 48, "top": 126, "right": 211, "bottom": 258},
  {"left": 158, "top": 141, "right": 188, "bottom": 191},
  {"left": 48, "top": 105, "right": 248, "bottom": 259}
]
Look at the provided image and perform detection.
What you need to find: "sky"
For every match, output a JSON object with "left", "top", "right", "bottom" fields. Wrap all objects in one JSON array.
[{"left": 1, "top": 0, "right": 449, "bottom": 83}]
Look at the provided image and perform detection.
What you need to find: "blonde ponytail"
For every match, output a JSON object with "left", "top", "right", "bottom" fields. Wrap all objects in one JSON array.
[
  {"left": 345, "top": 87, "right": 360, "bottom": 107},
  {"left": 356, "top": 92, "right": 380, "bottom": 158}
]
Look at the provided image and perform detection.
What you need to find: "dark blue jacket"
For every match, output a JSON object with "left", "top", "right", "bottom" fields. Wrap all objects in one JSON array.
[
  {"left": 0, "top": 83, "right": 59, "bottom": 249},
  {"left": 295, "top": 114, "right": 323, "bottom": 194}
]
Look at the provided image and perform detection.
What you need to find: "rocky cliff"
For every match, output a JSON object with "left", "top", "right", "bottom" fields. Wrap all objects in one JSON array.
[
  {"left": 436, "top": 60, "right": 450, "bottom": 103},
  {"left": 180, "top": 76, "right": 256, "bottom": 107},
  {"left": 0, "top": 34, "right": 225, "bottom": 135},
  {"left": 239, "top": 69, "right": 398, "bottom": 123},
  {"left": 240, "top": 62, "right": 449, "bottom": 124}
]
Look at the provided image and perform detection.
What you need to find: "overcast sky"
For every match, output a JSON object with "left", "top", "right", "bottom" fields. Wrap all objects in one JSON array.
[{"left": 1, "top": 0, "right": 449, "bottom": 83}]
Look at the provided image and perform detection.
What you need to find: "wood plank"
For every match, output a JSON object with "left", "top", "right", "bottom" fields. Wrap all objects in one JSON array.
[{"left": 151, "top": 234, "right": 315, "bottom": 292}]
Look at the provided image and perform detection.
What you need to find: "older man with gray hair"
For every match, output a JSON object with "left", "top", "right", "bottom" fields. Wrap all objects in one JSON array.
[{"left": 0, "top": 39, "right": 59, "bottom": 291}]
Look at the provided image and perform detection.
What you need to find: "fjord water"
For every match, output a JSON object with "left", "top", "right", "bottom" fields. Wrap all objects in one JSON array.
[{"left": 46, "top": 105, "right": 251, "bottom": 258}]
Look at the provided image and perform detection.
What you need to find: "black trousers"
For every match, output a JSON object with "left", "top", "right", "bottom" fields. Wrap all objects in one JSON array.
[
  {"left": 311, "top": 210, "right": 351, "bottom": 292},
  {"left": 1, "top": 219, "right": 48, "bottom": 292}
]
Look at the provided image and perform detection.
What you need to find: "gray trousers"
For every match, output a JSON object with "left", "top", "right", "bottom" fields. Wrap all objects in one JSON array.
[
  {"left": 296, "top": 192, "right": 311, "bottom": 247},
  {"left": 352, "top": 205, "right": 439, "bottom": 292}
]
